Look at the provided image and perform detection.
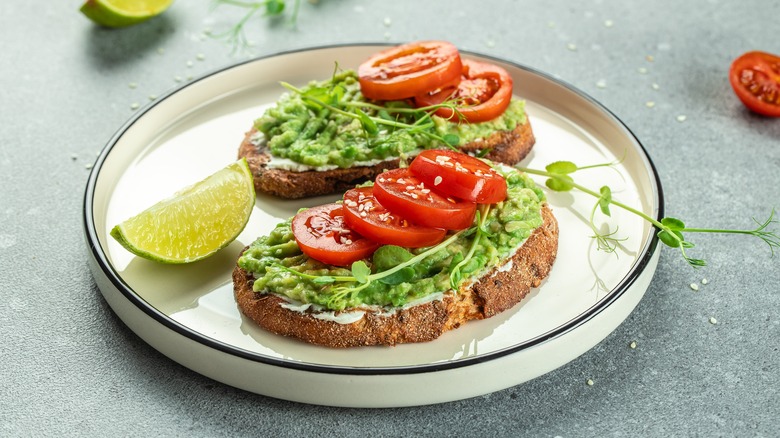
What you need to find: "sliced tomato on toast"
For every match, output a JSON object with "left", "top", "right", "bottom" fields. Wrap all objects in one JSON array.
[
  {"left": 408, "top": 149, "right": 507, "bottom": 204},
  {"left": 342, "top": 187, "right": 446, "bottom": 248},
  {"left": 291, "top": 203, "right": 380, "bottom": 266},
  {"left": 414, "top": 59, "right": 513, "bottom": 123},
  {"left": 373, "top": 168, "right": 476, "bottom": 230},
  {"left": 358, "top": 40, "right": 463, "bottom": 101}
]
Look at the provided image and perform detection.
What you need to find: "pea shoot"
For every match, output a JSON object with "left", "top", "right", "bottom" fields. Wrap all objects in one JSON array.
[
  {"left": 518, "top": 160, "right": 780, "bottom": 267},
  {"left": 210, "top": 0, "right": 300, "bottom": 52}
]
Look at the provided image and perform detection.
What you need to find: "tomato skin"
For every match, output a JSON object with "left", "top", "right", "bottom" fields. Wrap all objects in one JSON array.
[
  {"left": 409, "top": 149, "right": 507, "bottom": 204},
  {"left": 358, "top": 41, "right": 463, "bottom": 101},
  {"left": 729, "top": 51, "right": 780, "bottom": 117},
  {"left": 342, "top": 187, "right": 446, "bottom": 248},
  {"left": 373, "top": 168, "right": 476, "bottom": 230},
  {"left": 414, "top": 59, "right": 513, "bottom": 123},
  {"left": 291, "top": 203, "right": 380, "bottom": 266}
]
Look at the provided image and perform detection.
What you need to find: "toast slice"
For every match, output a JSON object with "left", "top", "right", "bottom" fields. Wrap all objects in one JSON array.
[
  {"left": 232, "top": 204, "right": 557, "bottom": 348},
  {"left": 239, "top": 119, "right": 535, "bottom": 199}
]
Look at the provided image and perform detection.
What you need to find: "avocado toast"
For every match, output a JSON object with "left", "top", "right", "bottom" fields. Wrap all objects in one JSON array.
[
  {"left": 239, "top": 52, "right": 535, "bottom": 199},
  {"left": 232, "top": 164, "right": 558, "bottom": 347}
]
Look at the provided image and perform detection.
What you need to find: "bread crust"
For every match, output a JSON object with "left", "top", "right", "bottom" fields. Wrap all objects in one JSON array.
[
  {"left": 233, "top": 204, "right": 558, "bottom": 348},
  {"left": 238, "top": 118, "right": 535, "bottom": 199}
]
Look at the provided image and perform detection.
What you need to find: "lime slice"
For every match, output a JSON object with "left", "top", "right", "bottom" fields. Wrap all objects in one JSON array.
[
  {"left": 80, "top": 0, "right": 175, "bottom": 28},
  {"left": 110, "top": 159, "right": 256, "bottom": 264}
]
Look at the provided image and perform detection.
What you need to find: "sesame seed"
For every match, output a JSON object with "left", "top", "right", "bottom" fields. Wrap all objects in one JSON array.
[
  {"left": 709, "top": 317, "right": 718, "bottom": 325},
  {"left": 174, "top": 76, "right": 183, "bottom": 82},
  {"left": 651, "top": 83, "right": 660, "bottom": 90},
  {"left": 586, "top": 379, "right": 594, "bottom": 386},
  {"left": 130, "top": 102, "right": 140, "bottom": 110},
  {"left": 85, "top": 163, "right": 93, "bottom": 170},
  {"left": 148, "top": 94, "right": 158, "bottom": 101},
  {"left": 646, "top": 55, "right": 655, "bottom": 62},
  {"left": 596, "top": 79, "right": 607, "bottom": 88},
  {"left": 187, "top": 61, "right": 194, "bottom": 68},
  {"left": 629, "top": 341, "right": 637, "bottom": 349},
  {"left": 567, "top": 43, "right": 578, "bottom": 51},
  {"left": 676, "top": 115, "right": 687, "bottom": 122},
  {"left": 434, "top": 176, "right": 442, "bottom": 186},
  {"left": 604, "top": 19, "right": 614, "bottom": 27},
  {"left": 638, "top": 67, "right": 648, "bottom": 74},
  {"left": 196, "top": 53, "right": 205, "bottom": 61},
  {"left": 397, "top": 178, "right": 405, "bottom": 184},
  {"left": 406, "top": 185, "right": 416, "bottom": 191},
  {"left": 128, "top": 82, "right": 137, "bottom": 89},
  {"left": 690, "top": 283, "right": 699, "bottom": 291},
  {"left": 702, "top": 278, "right": 709, "bottom": 285},
  {"left": 383, "top": 17, "right": 392, "bottom": 26},
  {"left": 646, "top": 101, "right": 656, "bottom": 108}
]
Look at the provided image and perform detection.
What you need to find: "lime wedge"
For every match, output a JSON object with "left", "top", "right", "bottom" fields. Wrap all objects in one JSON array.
[
  {"left": 110, "top": 159, "right": 256, "bottom": 264},
  {"left": 80, "top": 0, "right": 175, "bottom": 28}
]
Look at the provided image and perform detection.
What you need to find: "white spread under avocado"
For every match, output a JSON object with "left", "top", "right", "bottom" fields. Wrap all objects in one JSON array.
[
  {"left": 238, "top": 166, "right": 545, "bottom": 315},
  {"left": 253, "top": 70, "right": 527, "bottom": 169}
]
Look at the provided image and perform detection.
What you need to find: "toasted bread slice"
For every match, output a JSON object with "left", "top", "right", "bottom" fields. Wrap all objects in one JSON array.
[
  {"left": 238, "top": 118, "right": 536, "bottom": 199},
  {"left": 232, "top": 203, "right": 557, "bottom": 348}
]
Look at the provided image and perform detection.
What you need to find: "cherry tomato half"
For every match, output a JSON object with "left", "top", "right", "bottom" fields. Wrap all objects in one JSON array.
[
  {"left": 342, "top": 187, "right": 446, "bottom": 248},
  {"left": 729, "top": 51, "right": 780, "bottom": 117},
  {"left": 373, "top": 168, "right": 476, "bottom": 230},
  {"left": 409, "top": 149, "right": 507, "bottom": 204},
  {"left": 358, "top": 41, "right": 463, "bottom": 101},
  {"left": 291, "top": 203, "right": 380, "bottom": 266},
  {"left": 414, "top": 59, "right": 513, "bottom": 123}
]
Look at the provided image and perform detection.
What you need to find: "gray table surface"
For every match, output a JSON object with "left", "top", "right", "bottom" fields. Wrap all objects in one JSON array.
[{"left": 2, "top": 1, "right": 779, "bottom": 436}]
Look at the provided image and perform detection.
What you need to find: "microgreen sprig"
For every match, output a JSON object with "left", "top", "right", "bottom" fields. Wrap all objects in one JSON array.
[
  {"left": 518, "top": 160, "right": 780, "bottom": 267},
  {"left": 279, "top": 81, "right": 464, "bottom": 150},
  {"left": 210, "top": 0, "right": 300, "bottom": 53}
]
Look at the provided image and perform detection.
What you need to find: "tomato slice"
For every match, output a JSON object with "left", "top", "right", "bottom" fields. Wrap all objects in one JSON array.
[
  {"left": 414, "top": 59, "right": 513, "bottom": 123},
  {"left": 409, "top": 149, "right": 507, "bottom": 204},
  {"left": 342, "top": 187, "right": 446, "bottom": 248},
  {"left": 358, "top": 41, "right": 463, "bottom": 101},
  {"left": 729, "top": 51, "right": 780, "bottom": 117},
  {"left": 291, "top": 203, "right": 380, "bottom": 266},
  {"left": 373, "top": 168, "right": 476, "bottom": 230}
]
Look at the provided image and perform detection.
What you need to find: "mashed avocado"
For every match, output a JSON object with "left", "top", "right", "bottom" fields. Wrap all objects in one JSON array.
[
  {"left": 237, "top": 167, "right": 544, "bottom": 311},
  {"left": 254, "top": 70, "right": 527, "bottom": 168}
]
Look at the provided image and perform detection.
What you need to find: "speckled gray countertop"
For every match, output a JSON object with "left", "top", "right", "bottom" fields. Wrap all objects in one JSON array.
[{"left": 2, "top": 1, "right": 778, "bottom": 436}]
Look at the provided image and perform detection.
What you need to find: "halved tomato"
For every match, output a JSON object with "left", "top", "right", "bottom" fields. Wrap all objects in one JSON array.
[
  {"left": 342, "top": 187, "right": 446, "bottom": 248},
  {"left": 729, "top": 51, "right": 780, "bottom": 117},
  {"left": 373, "top": 168, "right": 476, "bottom": 230},
  {"left": 358, "top": 41, "right": 463, "bottom": 101},
  {"left": 414, "top": 59, "right": 513, "bottom": 123},
  {"left": 291, "top": 203, "right": 380, "bottom": 266},
  {"left": 409, "top": 149, "right": 507, "bottom": 204}
]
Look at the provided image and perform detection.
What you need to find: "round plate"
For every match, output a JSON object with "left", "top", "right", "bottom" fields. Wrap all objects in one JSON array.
[{"left": 84, "top": 44, "right": 662, "bottom": 407}]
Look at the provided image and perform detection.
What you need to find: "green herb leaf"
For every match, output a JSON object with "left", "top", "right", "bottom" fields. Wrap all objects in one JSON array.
[
  {"left": 598, "top": 185, "right": 612, "bottom": 216},
  {"left": 356, "top": 108, "right": 379, "bottom": 135},
  {"left": 265, "top": 0, "right": 285, "bottom": 15},
  {"left": 351, "top": 261, "right": 371, "bottom": 284},
  {"left": 379, "top": 267, "right": 416, "bottom": 285},
  {"left": 545, "top": 161, "right": 578, "bottom": 175},
  {"left": 442, "top": 133, "right": 460, "bottom": 146},
  {"left": 657, "top": 229, "right": 684, "bottom": 247},
  {"left": 661, "top": 217, "right": 686, "bottom": 231},
  {"left": 372, "top": 245, "right": 413, "bottom": 272},
  {"left": 545, "top": 174, "right": 574, "bottom": 192}
]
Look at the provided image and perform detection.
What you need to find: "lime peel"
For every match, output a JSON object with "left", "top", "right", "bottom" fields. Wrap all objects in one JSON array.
[
  {"left": 110, "top": 159, "right": 256, "bottom": 264},
  {"left": 80, "top": 0, "right": 175, "bottom": 28}
]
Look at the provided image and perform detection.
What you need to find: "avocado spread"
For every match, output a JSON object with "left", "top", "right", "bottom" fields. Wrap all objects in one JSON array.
[
  {"left": 237, "top": 167, "right": 545, "bottom": 312},
  {"left": 254, "top": 70, "right": 528, "bottom": 169}
]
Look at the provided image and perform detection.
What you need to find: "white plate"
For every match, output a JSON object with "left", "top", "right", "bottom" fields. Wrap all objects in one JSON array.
[{"left": 84, "top": 44, "right": 662, "bottom": 407}]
